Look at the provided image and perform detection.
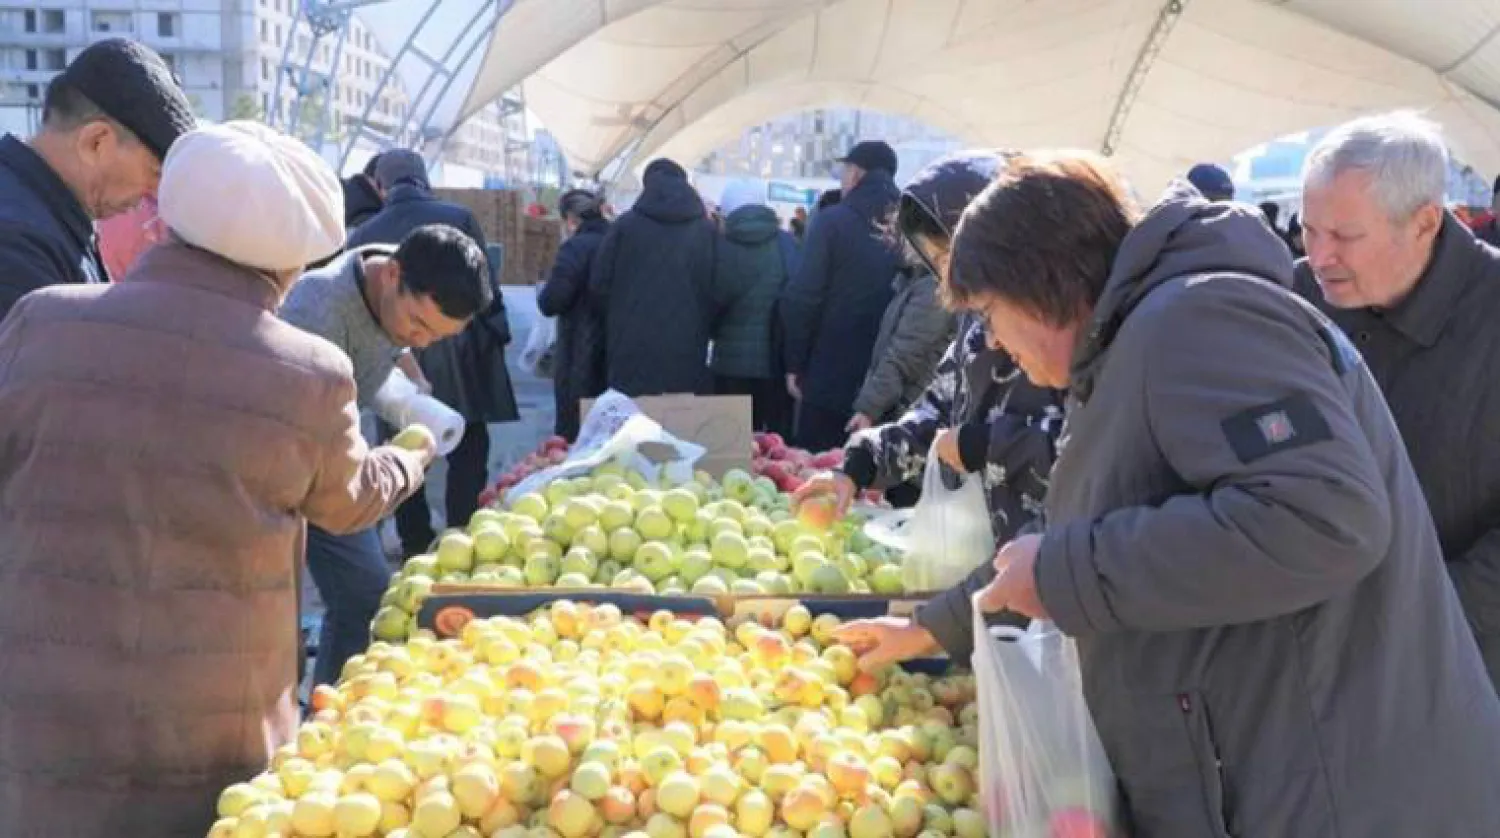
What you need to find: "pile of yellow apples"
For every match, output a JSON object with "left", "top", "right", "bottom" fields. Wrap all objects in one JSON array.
[{"left": 211, "top": 602, "right": 980, "bottom": 838}]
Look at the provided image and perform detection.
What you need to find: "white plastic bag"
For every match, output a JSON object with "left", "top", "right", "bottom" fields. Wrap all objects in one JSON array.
[
  {"left": 972, "top": 599, "right": 1120, "bottom": 838},
  {"left": 521, "top": 312, "right": 557, "bottom": 378},
  {"left": 504, "top": 390, "right": 706, "bottom": 504},
  {"left": 864, "top": 438, "right": 994, "bottom": 591}
]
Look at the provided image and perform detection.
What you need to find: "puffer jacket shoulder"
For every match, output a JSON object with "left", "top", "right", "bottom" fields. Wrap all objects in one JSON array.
[{"left": 711, "top": 205, "right": 791, "bottom": 380}]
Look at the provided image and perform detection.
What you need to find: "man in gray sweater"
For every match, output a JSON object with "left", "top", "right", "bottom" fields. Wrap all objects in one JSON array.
[{"left": 279, "top": 222, "right": 491, "bottom": 685}]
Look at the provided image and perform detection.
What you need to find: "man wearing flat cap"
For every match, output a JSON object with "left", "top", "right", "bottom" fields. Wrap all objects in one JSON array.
[
  {"left": 0, "top": 37, "right": 194, "bottom": 321},
  {"left": 779, "top": 140, "right": 903, "bottom": 450}
]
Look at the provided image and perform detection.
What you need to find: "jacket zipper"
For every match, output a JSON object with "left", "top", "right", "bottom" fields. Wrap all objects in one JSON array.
[{"left": 1179, "top": 693, "right": 1234, "bottom": 837}]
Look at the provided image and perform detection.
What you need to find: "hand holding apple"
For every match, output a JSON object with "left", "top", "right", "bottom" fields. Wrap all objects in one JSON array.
[
  {"left": 832, "top": 616, "right": 941, "bottom": 672},
  {"left": 390, "top": 422, "right": 438, "bottom": 464},
  {"left": 791, "top": 471, "right": 857, "bottom": 521}
]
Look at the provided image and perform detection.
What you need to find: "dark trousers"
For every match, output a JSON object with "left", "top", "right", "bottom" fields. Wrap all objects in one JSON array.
[
  {"left": 714, "top": 374, "right": 792, "bottom": 436},
  {"left": 554, "top": 387, "right": 581, "bottom": 443},
  {"left": 305, "top": 524, "right": 391, "bottom": 686},
  {"left": 794, "top": 400, "right": 853, "bottom": 452},
  {"left": 389, "top": 420, "right": 491, "bottom": 554}
]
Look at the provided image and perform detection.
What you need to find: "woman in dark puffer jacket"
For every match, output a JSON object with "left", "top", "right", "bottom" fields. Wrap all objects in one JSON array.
[
  {"left": 538, "top": 189, "right": 611, "bottom": 440},
  {"left": 710, "top": 179, "right": 798, "bottom": 434},
  {"left": 793, "top": 150, "right": 1067, "bottom": 666}
]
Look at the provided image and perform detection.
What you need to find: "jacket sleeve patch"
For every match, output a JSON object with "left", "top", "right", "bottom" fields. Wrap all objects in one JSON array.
[{"left": 1220, "top": 392, "right": 1333, "bottom": 464}]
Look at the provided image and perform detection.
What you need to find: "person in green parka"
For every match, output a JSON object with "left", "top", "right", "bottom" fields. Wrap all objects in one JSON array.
[{"left": 710, "top": 179, "right": 798, "bottom": 434}]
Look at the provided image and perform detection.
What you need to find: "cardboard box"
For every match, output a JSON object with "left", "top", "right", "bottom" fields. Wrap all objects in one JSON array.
[
  {"left": 581, "top": 394, "right": 753, "bottom": 478},
  {"left": 521, "top": 216, "right": 562, "bottom": 285},
  {"left": 432, "top": 189, "right": 536, "bottom": 286}
]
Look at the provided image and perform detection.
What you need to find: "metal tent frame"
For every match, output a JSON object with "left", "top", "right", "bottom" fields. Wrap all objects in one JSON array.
[{"left": 265, "top": 0, "right": 535, "bottom": 180}]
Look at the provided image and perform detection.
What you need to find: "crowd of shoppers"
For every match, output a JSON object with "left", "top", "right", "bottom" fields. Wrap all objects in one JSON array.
[{"left": 6, "top": 32, "right": 1500, "bottom": 838}]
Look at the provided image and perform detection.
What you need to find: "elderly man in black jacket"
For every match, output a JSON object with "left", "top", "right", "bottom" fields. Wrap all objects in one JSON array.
[
  {"left": 1296, "top": 111, "right": 1500, "bottom": 691},
  {"left": 348, "top": 150, "right": 518, "bottom": 555},
  {"left": 779, "top": 141, "right": 903, "bottom": 451},
  {"left": 0, "top": 38, "right": 194, "bottom": 320}
]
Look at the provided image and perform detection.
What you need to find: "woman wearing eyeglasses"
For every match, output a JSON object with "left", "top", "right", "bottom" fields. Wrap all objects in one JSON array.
[{"left": 792, "top": 150, "right": 1067, "bottom": 669}]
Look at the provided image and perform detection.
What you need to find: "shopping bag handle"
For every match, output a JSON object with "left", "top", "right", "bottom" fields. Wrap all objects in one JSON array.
[{"left": 989, "top": 625, "right": 1027, "bottom": 642}]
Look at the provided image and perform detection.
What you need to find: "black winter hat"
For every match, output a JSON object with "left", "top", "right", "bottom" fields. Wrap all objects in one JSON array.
[
  {"left": 374, "top": 149, "right": 430, "bottom": 190},
  {"left": 838, "top": 141, "right": 898, "bottom": 176},
  {"left": 55, "top": 38, "right": 195, "bottom": 161},
  {"left": 643, "top": 158, "right": 688, "bottom": 182}
]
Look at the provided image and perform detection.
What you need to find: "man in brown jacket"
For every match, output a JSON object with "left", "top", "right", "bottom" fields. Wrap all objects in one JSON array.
[{"left": 0, "top": 122, "right": 432, "bottom": 835}]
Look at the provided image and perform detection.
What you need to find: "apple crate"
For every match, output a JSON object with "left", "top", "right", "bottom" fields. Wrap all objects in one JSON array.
[{"left": 415, "top": 588, "right": 950, "bottom": 674}]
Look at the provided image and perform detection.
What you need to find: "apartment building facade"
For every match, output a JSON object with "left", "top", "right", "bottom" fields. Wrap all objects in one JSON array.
[
  {"left": 699, "top": 108, "right": 961, "bottom": 181},
  {"left": 0, "top": 0, "right": 524, "bottom": 180}
]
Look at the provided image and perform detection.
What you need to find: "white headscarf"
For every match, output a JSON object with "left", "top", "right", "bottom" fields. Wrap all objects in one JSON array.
[
  {"left": 719, "top": 178, "right": 765, "bottom": 217},
  {"left": 158, "top": 121, "right": 344, "bottom": 272}
]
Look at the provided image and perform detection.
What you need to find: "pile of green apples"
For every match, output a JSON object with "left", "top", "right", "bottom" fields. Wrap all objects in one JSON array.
[{"left": 372, "top": 465, "right": 903, "bottom": 642}]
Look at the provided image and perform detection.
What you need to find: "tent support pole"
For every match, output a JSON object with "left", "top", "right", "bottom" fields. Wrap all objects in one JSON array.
[{"left": 1101, "top": 0, "right": 1187, "bottom": 157}]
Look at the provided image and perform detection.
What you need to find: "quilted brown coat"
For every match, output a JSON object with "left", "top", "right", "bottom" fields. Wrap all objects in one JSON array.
[{"left": 0, "top": 241, "right": 426, "bottom": 837}]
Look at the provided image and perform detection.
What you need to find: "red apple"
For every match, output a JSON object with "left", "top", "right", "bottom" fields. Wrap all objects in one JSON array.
[{"left": 1049, "top": 807, "right": 1110, "bottom": 838}]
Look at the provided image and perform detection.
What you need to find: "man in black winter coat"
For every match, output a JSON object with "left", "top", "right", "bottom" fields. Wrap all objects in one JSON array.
[
  {"left": 779, "top": 141, "right": 903, "bottom": 451},
  {"left": 590, "top": 158, "right": 717, "bottom": 397},
  {"left": 538, "top": 189, "right": 610, "bottom": 441},
  {"left": 342, "top": 154, "right": 385, "bottom": 229},
  {"left": 347, "top": 150, "right": 518, "bottom": 555}
]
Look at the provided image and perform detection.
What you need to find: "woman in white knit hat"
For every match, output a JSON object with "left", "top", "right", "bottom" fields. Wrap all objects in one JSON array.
[{"left": 0, "top": 121, "right": 435, "bottom": 837}]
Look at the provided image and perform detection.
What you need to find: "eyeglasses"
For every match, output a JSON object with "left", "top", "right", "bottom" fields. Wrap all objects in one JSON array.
[{"left": 897, "top": 193, "right": 950, "bottom": 278}]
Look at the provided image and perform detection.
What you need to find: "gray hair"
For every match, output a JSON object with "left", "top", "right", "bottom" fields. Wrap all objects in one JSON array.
[{"left": 1302, "top": 110, "right": 1448, "bottom": 220}]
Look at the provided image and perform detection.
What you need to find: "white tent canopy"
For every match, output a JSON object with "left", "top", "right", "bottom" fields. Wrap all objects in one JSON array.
[{"left": 384, "top": 0, "right": 1500, "bottom": 192}]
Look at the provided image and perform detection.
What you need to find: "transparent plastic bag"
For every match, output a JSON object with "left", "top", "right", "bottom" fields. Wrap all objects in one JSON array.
[
  {"left": 520, "top": 312, "right": 557, "bottom": 378},
  {"left": 972, "top": 598, "right": 1120, "bottom": 838},
  {"left": 504, "top": 390, "right": 706, "bottom": 504},
  {"left": 864, "top": 438, "right": 994, "bottom": 591}
]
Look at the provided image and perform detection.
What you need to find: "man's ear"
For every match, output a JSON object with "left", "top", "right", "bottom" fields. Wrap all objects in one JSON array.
[
  {"left": 1414, "top": 202, "right": 1443, "bottom": 243},
  {"left": 75, "top": 120, "right": 114, "bottom": 166}
]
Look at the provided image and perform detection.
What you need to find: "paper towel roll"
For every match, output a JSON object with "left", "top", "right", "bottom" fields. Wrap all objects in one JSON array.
[
  {"left": 372, "top": 366, "right": 419, "bottom": 409},
  {"left": 372, "top": 368, "right": 467, "bottom": 456},
  {"left": 397, "top": 394, "right": 466, "bottom": 456}
]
